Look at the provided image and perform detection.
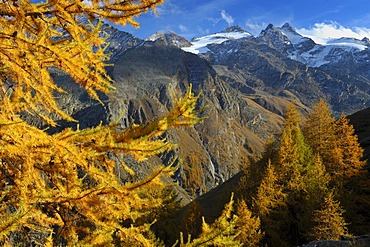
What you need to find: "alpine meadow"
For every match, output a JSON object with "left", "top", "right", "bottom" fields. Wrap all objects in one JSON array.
[{"left": 1, "top": 1, "right": 370, "bottom": 247}]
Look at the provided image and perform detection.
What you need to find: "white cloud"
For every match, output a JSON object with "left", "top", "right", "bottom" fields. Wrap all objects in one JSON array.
[
  {"left": 298, "top": 22, "right": 370, "bottom": 44},
  {"left": 178, "top": 24, "right": 188, "bottom": 33},
  {"left": 221, "top": 10, "right": 234, "bottom": 26},
  {"left": 245, "top": 21, "right": 267, "bottom": 36}
]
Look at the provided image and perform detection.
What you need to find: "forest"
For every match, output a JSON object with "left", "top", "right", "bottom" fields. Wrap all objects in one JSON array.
[{"left": 0, "top": 1, "right": 369, "bottom": 246}]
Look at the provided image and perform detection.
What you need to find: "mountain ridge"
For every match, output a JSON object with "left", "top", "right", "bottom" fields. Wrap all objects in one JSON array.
[{"left": 45, "top": 21, "right": 370, "bottom": 199}]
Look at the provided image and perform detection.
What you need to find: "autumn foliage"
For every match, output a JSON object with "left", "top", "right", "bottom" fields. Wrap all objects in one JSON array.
[
  {"left": 0, "top": 1, "right": 368, "bottom": 246},
  {"left": 0, "top": 0, "right": 244, "bottom": 246},
  {"left": 237, "top": 101, "right": 367, "bottom": 246}
]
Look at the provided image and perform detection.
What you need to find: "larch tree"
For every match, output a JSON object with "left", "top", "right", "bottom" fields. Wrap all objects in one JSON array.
[
  {"left": 309, "top": 192, "right": 348, "bottom": 241},
  {"left": 274, "top": 104, "right": 317, "bottom": 245},
  {"left": 276, "top": 103, "right": 312, "bottom": 194},
  {"left": 177, "top": 195, "right": 242, "bottom": 247},
  {"left": 334, "top": 114, "right": 368, "bottom": 235},
  {"left": 235, "top": 199, "right": 263, "bottom": 247},
  {"left": 264, "top": 103, "right": 334, "bottom": 245},
  {"left": 334, "top": 113, "right": 366, "bottom": 180},
  {"left": 0, "top": 1, "right": 226, "bottom": 246},
  {"left": 252, "top": 161, "right": 288, "bottom": 247},
  {"left": 302, "top": 100, "right": 368, "bottom": 235},
  {"left": 302, "top": 99, "right": 342, "bottom": 178},
  {"left": 252, "top": 161, "right": 286, "bottom": 218}
]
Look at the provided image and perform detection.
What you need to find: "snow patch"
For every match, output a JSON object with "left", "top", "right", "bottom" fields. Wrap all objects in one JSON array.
[{"left": 182, "top": 31, "right": 251, "bottom": 54}]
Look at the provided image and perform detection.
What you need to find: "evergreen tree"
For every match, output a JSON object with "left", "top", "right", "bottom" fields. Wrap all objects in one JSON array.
[{"left": 276, "top": 103, "right": 313, "bottom": 194}]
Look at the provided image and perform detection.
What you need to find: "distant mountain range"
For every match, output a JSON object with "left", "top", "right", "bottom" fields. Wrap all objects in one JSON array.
[
  {"left": 181, "top": 23, "right": 370, "bottom": 68},
  {"left": 146, "top": 22, "right": 370, "bottom": 115},
  {"left": 45, "top": 22, "right": 370, "bottom": 199}
]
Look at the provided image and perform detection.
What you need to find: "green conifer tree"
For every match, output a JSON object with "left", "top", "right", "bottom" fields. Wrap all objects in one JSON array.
[{"left": 300, "top": 155, "right": 331, "bottom": 239}]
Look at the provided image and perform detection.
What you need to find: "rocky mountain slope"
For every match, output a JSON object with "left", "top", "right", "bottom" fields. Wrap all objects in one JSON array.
[
  {"left": 186, "top": 23, "right": 370, "bottom": 115},
  {"left": 45, "top": 22, "right": 370, "bottom": 198}
]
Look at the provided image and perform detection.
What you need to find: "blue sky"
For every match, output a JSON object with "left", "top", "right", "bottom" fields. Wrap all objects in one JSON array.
[{"left": 120, "top": 0, "right": 370, "bottom": 42}]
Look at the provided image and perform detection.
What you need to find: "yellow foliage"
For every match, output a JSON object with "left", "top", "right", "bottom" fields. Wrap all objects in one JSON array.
[
  {"left": 302, "top": 99, "right": 341, "bottom": 178},
  {"left": 0, "top": 0, "right": 208, "bottom": 246},
  {"left": 176, "top": 194, "right": 242, "bottom": 247},
  {"left": 252, "top": 161, "right": 286, "bottom": 217},
  {"left": 309, "top": 192, "right": 348, "bottom": 241},
  {"left": 235, "top": 199, "right": 263, "bottom": 246},
  {"left": 0, "top": 0, "right": 163, "bottom": 126},
  {"left": 334, "top": 113, "right": 366, "bottom": 180}
]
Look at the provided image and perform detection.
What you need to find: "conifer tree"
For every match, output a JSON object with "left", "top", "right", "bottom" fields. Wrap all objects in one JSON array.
[
  {"left": 252, "top": 161, "right": 286, "bottom": 217},
  {"left": 302, "top": 99, "right": 341, "bottom": 177},
  {"left": 177, "top": 195, "right": 242, "bottom": 247},
  {"left": 309, "top": 192, "right": 348, "bottom": 241},
  {"left": 334, "top": 114, "right": 368, "bottom": 235},
  {"left": 299, "top": 154, "right": 331, "bottom": 239},
  {"left": 0, "top": 1, "right": 223, "bottom": 246},
  {"left": 252, "top": 161, "right": 288, "bottom": 246},
  {"left": 268, "top": 103, "right": 333, "bottom": 245},
  {"left": 334, "top": 113, "right": 366, "bottom": 180},
  {"left": 276, "top": 103, "right": 312, "bottom": 193},
  {"left": 0, "top": 0, "right": 165, "bottom": 125},
  {"left": 235, "top": 199, "right": 263, "bottom": 246},
  {"left": 302, "top": 100, "right": 370, "bottom": 236}
]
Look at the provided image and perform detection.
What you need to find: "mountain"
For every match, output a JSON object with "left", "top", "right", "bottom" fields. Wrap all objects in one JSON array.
[
  {"left": 101, "top": 24, "right": 144, "bottom": 62},
  {"left": 147, "top": 31, "right": 192, "bottom": 48},
  {"left": 185, "top": 23, "right": 370, "bottom": 115},
  {"left": 41, "top": 22, "right": 370, "bottom": 199},
  {"left": 182, "top": 25, "right": 252, "bottom": 54}
]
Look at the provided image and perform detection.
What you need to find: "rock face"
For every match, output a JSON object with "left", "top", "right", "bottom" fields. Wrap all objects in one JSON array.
[
  {"left": 107, "top": 41, "right": 276, "bottom": 195},
  {"left": 147, "top": 31, "right": 192, "bottom": 48},
  {"left": 48, "top": 23, "right": 370, "bottom": 198}
]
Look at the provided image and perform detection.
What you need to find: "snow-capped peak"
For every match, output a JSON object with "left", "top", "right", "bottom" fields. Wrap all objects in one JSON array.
[
  {"left": 221, "top": 25, "right": 248, "bottom": 33},
  {"left": 325, "top": 37, "right": 370, "bottom": 50},
  {"left": 146, "top": 31, "right": 191, "bottom": 48},
  {"left": 259, "top": 23, "right": 308, "bottom": 46},
  {"left": 280, "top": 23, "right": 308, "bottom": 45},
  {"left": 182, "top": 26, "right": 252, "bottom": 54}
]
